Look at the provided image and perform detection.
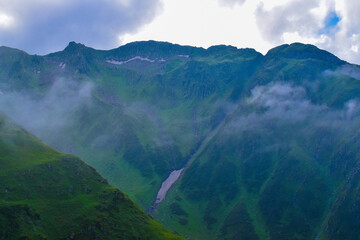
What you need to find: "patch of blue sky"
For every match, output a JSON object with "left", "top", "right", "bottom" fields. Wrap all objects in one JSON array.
[{"left": 319, "top": 11, "right": 341, "bottom": 35}]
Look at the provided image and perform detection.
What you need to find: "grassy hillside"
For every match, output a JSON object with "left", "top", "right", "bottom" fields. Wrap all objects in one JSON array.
[
  {"left": 1, "top": 41, "right": 360, "bottom": 239},
  {"left": 0, "top": 113, "right": 184, "bottom": 240},
  {"left": 153, "top": 44, "right": 360, "bottom": 239},
  {"left": 0, "top": 41, "right": 263, "bottom": 209}
]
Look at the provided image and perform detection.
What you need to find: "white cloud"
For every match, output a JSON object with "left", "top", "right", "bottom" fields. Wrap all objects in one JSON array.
[
  {"left": 122, "top": 0, "right": 273, "bottom": 54},
  {"left": 323, "top": 0, "right": 360, "bottom": 63},
  {"left": 0, "top": 0, "right": 359, "bottom": 64},
  {"left": 0, "top": 0, "right": 163, "bottom": 54},
  {"left": 226, "top": 82, "right": 360, "bottom": 139},
  {"left": 120, "top": 0, "right": 360, "bottom": 64},
  {"left": 0, "top": 13, "right": 14, "bottom": 28},
  {"left": 218, "top": 0, "right": 246, "bottom": 7},
  {"left": 253, "top": 0, "right": 360, "bottom": 63},
  {"left": 254, "top": 0, "right": 326, "bottom": 44}
]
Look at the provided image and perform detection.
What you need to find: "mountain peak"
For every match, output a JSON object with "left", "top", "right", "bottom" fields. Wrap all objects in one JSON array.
[
  {"left": 0, "top": 46, "right": 28, "bottom": 56},
  {"left": 64, "top": 41, "right": 87, "bottom": 52},
  {"left": 266, "top": 42, "right": 344, "bottom": 64},
  {"left": 111, "top": 40, "right": 203, "bottom": 59}
]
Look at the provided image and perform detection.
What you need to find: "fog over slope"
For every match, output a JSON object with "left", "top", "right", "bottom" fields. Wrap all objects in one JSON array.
[
  {"left": 0, "top": 79, "right": 94, "bottom": 139},
  {"left": 1, "top": 41, "right": 360, "bottom": 239}
]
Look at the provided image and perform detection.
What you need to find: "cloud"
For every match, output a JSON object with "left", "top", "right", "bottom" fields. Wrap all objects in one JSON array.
[
  {"left": 226, "top": 82, "right": 360, "bottom": 138},
  {"left": 255, "top": 0, "right": 324, "bottom": 44},
  {"left": 322, "top": 0, "right": 360, "bottom": 63},
  {"left": 255, "top": 0, "right": 360, "bottom": 64},
  {"left": 0, "top": 0, "right": 163, "bottom": 54},
  {"left": 218, "top": 0, "right": 247, "bottom": 7},
  {"left": 0, "top": 77, "right": 182, "bottom": 153},
  {"left": 0, "top": 78, "right": 94, "bottom": 143},
  {"left": 323, "top": 64, "right": 360, "bottom": 80}
]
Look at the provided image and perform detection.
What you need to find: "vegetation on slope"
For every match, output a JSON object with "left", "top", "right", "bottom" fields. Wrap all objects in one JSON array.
[
  {"left": 0, "top": 113, "right": 184, "bottom": 240},
  {"left": 1, "top": 41, "right": 360, "bottom": 239}
]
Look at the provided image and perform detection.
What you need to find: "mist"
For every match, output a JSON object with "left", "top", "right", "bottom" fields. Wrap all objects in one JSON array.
[
  {"left": 0, "top": 78, "right": 94, "bottom": 147},
  {"left": 222, "top": 82, "right": 360, "bottom": 150},
  {"left": 1, "top": 74, "right": 359, "bottom": 179}
]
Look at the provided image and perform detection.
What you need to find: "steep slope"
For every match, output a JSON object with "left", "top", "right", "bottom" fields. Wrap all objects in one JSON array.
[
  {"left": 0, "top": 113, "right": 183, "bottom": 240},
  {"left": 1, "top": 41, "right": 360, "bottom": 239},
  {"left": 154, "top": 44, "right": 360, "bottom": 239},
  {"left": 0, "top": 41, "right": 263, "bottom": 208}
]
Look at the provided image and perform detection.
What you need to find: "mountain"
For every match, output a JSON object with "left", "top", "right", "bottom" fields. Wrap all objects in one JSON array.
[
  {"left": 1, "top": 40, "right": 360, "bottom": 239},
  {"left": 0, "top": 112, "right": 184, "bottom": 240}
]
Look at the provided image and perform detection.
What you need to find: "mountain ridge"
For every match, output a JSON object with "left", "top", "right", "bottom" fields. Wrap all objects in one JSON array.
[
  {"left": 1, "top": 40, "right": 360, "bottom": 239},
  {"left": 4, "top": 40, "right": 346, "bottom": 64}
]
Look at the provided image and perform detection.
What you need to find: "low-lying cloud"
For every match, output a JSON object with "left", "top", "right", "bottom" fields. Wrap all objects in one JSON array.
[
  {"left": 226, "top": 82, "right": 360, "bottom": 139},
  {"left": 323, "top": 64, "right": 360, "bottom": 80},
  {"left": 0, "top": 78, "right": 94, "bottom": 142},
  {"left": 0, "top": 77, "right": 185, "bottom": 154}
]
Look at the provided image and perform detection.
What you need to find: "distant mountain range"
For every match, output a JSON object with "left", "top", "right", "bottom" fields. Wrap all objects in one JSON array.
[{"left": 1, "top": 40, "right": 360, "bottom": 239}]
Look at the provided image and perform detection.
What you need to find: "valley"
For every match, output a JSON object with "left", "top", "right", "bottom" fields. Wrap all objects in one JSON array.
[{"left": 1, "top": 41, "right": 360, "bottom": 239}]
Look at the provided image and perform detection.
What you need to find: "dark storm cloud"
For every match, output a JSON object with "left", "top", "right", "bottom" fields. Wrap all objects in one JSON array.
[{"left": 0, "top": 0, "right": 163, "bottom": 54}]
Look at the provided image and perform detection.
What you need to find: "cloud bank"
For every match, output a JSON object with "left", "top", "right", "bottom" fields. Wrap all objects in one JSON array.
[
  {"left": 1, "top": 0, "right": 360, "bottom": 65},
  {"left": 0, "top": 0, "right": 163, "bottom": 54},
  {"left": 255, "top": 0, "right": 360, "bottom": 64},
  {"left": 0, "top": 78, "right": 94, "bottom": 145},
  {"left": 255, "top": 0, "right": 322, "bottom": 43},
  {"left": 226, "top": 82, "right": 360, "bottom": 140}
]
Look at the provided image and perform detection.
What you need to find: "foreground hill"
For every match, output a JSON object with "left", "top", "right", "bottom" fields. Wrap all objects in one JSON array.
[
  {"left": 1, "top": 41, "right": 360, "bottom": 239},
  {"left": 0, "top": 113, "right": 183, "bottom": 240}
]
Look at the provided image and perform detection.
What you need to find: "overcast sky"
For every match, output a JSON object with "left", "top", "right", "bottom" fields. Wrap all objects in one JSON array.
[{"left": 0, "top": 0, "right": 359, "bottom": 64}]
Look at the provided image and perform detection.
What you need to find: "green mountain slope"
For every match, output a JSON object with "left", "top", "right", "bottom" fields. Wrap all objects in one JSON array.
[
  {"left": 0, "top": 41, "right": 263, "bottom": 208},
  {"left": 0, "top": 113, "right": 184, "bottom": 240},
  {"left": 154, "top": 44, "right": 360, "bottom": 239},
  {"left": 1, "top": 41, "right": 360, "bottom": 239}
]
